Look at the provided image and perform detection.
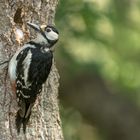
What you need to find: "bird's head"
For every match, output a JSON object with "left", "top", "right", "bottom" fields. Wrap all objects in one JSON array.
[{"left": 27, "top": 22, "right": 59, "bottom": 46}]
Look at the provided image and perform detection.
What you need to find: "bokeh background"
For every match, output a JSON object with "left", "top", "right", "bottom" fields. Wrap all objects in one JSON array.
[{"left": 55, "top": 0, "right": 140, "bottom": 140}]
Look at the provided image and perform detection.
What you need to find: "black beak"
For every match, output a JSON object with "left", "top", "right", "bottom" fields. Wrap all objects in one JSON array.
[{"left": 27, "top": 22, "right": 41, "bottom": 32}]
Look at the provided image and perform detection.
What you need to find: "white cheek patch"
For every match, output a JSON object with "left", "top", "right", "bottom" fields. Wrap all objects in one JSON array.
[{"left": 46, "top": 31, "right": 58, "bottom": 41}]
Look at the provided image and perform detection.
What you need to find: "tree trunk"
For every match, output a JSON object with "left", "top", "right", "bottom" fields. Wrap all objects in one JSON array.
[{"left": 0, "top": 0, "right": 63, "bottom": 140}]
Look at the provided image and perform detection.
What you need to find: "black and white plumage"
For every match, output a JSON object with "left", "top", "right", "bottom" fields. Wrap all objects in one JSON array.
[{"left": 8, "top": 22, "right": 59, "bottom": 133}]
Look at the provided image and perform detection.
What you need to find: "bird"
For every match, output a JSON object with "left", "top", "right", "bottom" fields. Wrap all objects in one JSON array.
[{"left": 8, "top": 22, "right": 59, "bottom": 133}]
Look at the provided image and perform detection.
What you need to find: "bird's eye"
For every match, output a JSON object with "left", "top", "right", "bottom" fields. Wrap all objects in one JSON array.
[{"left": 46, "top": 28, "right": 51, "bottom": 32}]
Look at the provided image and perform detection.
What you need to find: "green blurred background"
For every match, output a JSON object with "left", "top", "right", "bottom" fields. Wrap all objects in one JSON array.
[{"left": 55, "top": 0, "right": 140, "bottom": 140}]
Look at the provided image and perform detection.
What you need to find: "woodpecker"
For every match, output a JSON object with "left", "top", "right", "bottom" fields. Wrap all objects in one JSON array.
[{"left": 8, "top": 22, "right": 59, "bottom": 133}]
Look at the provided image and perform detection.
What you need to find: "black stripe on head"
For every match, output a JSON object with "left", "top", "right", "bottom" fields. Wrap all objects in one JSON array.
[{"left": 45, "top": 25, "right": 59, "bottom": 34}]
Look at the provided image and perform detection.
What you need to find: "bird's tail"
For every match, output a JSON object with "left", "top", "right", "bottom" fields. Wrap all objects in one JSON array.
[{"left": 16, "top": 102, "right": 33, "bottom": 134}]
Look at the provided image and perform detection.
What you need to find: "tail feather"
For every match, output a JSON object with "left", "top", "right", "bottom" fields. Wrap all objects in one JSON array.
[
  {"left": 16, "top": 102, "right": 33, "bottom": 134},
  {"left": 23, "top": 112, "right": 31, "bottom": 133},
  {"left": 16, "top": 111, "right": 23, "bottom": 134}
]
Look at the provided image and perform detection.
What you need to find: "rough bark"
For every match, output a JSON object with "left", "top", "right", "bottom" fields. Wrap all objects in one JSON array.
[{"left": 0, "top": 0, "right": 63, "bottom": 140}]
